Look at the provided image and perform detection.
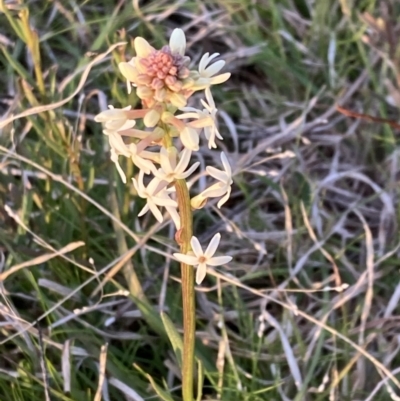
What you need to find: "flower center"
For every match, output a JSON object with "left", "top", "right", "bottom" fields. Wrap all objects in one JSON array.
[
  {"left": 198, "top": 256, "right": 206, "bottom": 263},
  {"left": 146, "top": 50, "right": 176, "bottom": 80},
  {"left": 138, "top": 46, "right": 190, "bottom": 93}
]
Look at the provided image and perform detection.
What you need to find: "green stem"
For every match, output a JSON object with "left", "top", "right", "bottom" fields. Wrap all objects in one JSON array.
[{"left": 174, "top": 178, "right": 195, "bottom": 401}]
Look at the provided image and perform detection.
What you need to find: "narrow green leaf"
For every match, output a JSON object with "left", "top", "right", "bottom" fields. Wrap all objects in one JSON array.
[
  {"left": 195, "top": 358, "right": 204, "bottom": 401},
  {"left": 146, "top": 376, "right": 175, "bottom": 401},
  {"left": 161, "top": 312, "right": 183, "bottom": 368},
  {"left": 0, "top": 45, "right": 33, "bottom": 83},
  {"left": 134, "top": 364, "right": 174, "bottom": 401}
]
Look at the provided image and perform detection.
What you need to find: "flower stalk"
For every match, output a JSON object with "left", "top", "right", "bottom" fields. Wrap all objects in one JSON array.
[
  {"left": 174, "top": 179, "right": 195, "bottom": 401},
  {"left": 95, "top": 28, "right": 232, "bottom": 400}
]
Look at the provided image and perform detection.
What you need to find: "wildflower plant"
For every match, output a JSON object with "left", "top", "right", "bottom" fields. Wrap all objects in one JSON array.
[{"left": 95, "top": 29, "right": 232, "bottom": 401}]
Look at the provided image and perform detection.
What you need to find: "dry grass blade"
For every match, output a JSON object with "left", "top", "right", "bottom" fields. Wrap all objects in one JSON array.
[
  {"left": 2, "top": 1, "right": 400, "bottom": 399},
  {"left": 94, "top": 343, "right": 108, "bottom": 401},
  {"left": 0, "top": 42, "right": 126, "bottom": 130},
  {"left": 37, "top": 325, "right": 51, "bottom": 401},
  {"left": 61, "top": 340, "right": 71, "bottom": 393},
  {"left": 209, "top": 270, "right": 400, "bottom": 390},
  {"left": 261, "top": 310, "right": 303, "bottom": 390},
  {"left": 0, "top": 238, "right": 85, "bottom": 281},
  {"left": 108, "top": 377, "right": 145, "bottom": 401}
]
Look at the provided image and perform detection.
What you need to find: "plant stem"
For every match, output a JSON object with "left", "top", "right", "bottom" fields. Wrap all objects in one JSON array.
[{"left": 174, "top": 178, "right": 195, "bottom": 401}]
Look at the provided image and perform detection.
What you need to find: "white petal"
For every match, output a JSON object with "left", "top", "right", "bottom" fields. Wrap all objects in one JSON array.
[
  {"left": 206, "top": 166, "right": 228, "bottom": 183},
  {"left": 207, "top": 136, "right": 217, "bottom": 149},
  {"left": 152, "top": 195, "right": 178, "bottom": 208},
  {"left": 199, "top": 52, "right": 219, "bottom": 73},
  {"left": 138, "top": 169, "right": 146, "bottom": 191},
  {"left": 189, "top": 116, "right": 214, "bottom": 129},
  {"left": 204, "top": 87, "right": 216, "bottom": 109},
  {"left": 134, "top": 37, "right": 154, "bottom": 57},
  {"left": 132, "top": 170, "right": 146, "bottom": 194},
  {"left": 166, "top": 205, "right": 181, "bottom": 230},
  {"left": 177, "top": 112, "right": 201, "bottom": 120},
  {"left": 204, "top": 60, "right": 225, "bottom": 77},
  {"left": 147, "top": 176, "right": 163, "bottom": 194},
  {"left": 95, "top": 108, "right": 124, "bottom": 122},
  {"left": 169, "top": 28, "right": 186, "bottom": 56},
  {"left": 190, "top": 236, "right": 203, "bottom": 258},
  {"left": 200, "top": 183, "right": 226, "bottom": 198},
  {"left": 220, "top": 152, "right": 232, "bottom": 177},
  {"left": 138, "top": 203, "right": 149, "bottom": 217},
  {"left": 110, "top": 149, "right": 127, "bottom": 184},
  {"left": 209, "top": 73, "right": 231, "bottom": 85},
  {"left": 147, "top": 200, "right": 163, "bottom": 223},
  {"left": 141, "top": 150, "right": 161, "bottom": 164},
  {"left": 173, "top": 253, "right": 199, "bottom": 265},
  {"left": 179, "top": 106, "right": 199, "bottom": 113},
  {"left": 198, "top": 52, "right": 210, "bottom": 74},
  {"left": 175, "top": 148, "right": 191, "bottom": 174},
  {"left": 215, "top": 128, "right": 223, "bottom": 140},
  {"left": 133, "top": 155, "right": 155, "bottom": 175},
  {"left": 217, "top": 187, "right": 231, "bottom": 208},
  {"left": 131, "top": 177, "right": 140, "bottom": 194},
  {"left": 207, "top": 256, "right": 232, "bottom": 266},
  {"left": 195, "top": 263, "right": 207, "bottom": 285},
  {"left": 118, "top": 62, "right": 139, "bottom": 82},
  {"left": 158, "top": 147, "right": 170, "bottom": 173},
  {"left": 115, "top": 162, "right": 127, "bottom": 184},
  {"left": 180, "top": 161, "right": 200, "bottom": 179},
  {"left": 109, "top": 132, "right": 131, "bottom": 157},
  {"left": 204, "top": 233, "right": 221, "bottom": 258},
  {"left": 117, "top": 120, "right": 136, "bottom": 131}
]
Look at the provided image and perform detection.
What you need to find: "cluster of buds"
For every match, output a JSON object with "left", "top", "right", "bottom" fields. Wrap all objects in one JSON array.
[{"left": 95, "top": 29, "right": 232, "bottom": 284}]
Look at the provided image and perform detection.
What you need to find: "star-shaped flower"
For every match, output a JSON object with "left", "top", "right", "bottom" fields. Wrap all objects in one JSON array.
[
  {"left": 191, "top": 53, "right": 231, "bottom": 91},
  {"left": 154, "top": 146, "right": 200, "bottom": 182},
  {"left": 132, "top": 171, "right": 177, "bottom": 223},
  {"left": 173, "top": 233, "right": 232, "bottom": 284},
  {"left": 95, "top": 105, "right": 138, "bottom": 184},
  {"left": 191, "top": 152, "right": 232, "bottom": 209},
  {"left": 95, "top": 105, "right": 136, "bottom": 132},
  {"left": 178, "top": 88, "right": 222, "bottom": 149},
  {"left": 128, "top": 143, "right": 156, "bottom": 175}
]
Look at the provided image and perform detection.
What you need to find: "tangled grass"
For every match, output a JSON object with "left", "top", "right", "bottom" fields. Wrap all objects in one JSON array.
[{"left": 1, "top": 1, "right": 400, "bottom": 400}]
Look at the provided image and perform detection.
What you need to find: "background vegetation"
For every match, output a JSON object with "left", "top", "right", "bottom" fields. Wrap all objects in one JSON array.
[{"left": 1, "top": 0, "right": 400, "bottom": 400}]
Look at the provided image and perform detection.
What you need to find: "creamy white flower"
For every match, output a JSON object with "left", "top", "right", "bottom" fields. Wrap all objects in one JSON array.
[
  {"left": 104, "top": 131, "right": 130, "bottom": 184},
  {"left": 154, "top": 147, "right": 199, "bottom": 182},
  {"left": 192, "top": 53, "right": 231, "bottom": 90},
  {"left": 95, "top": 105, "right": 136, "bottom": 133},
  {"left": 118, "top": 37, "right": 155, "bottom": 94},
  {"left": 132, "top": 171, "right": 177, "bottom": 223},
  {"left": 201, "top": 152, "right": 232, "bottom": 208},
  {"left": 178, "top": 88, "right": 222, "bottom": 149},
  {"left": 95, "top": 105, "right": 135, "bottom": 184},
  {"left": 119, "top": 30, "right": 190, "bottom": 107},
  {"left": 173, "top": 233, "right": 232, "bottom": 284},
  {"left": 128, "top": 143, "right": 156, "bottom": 175},
  {"left": 180, "top": 126, "right": 200, "bottom": 151},
  {"left": 169, "top": 28, "right": 186, "bottom": 56}
]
